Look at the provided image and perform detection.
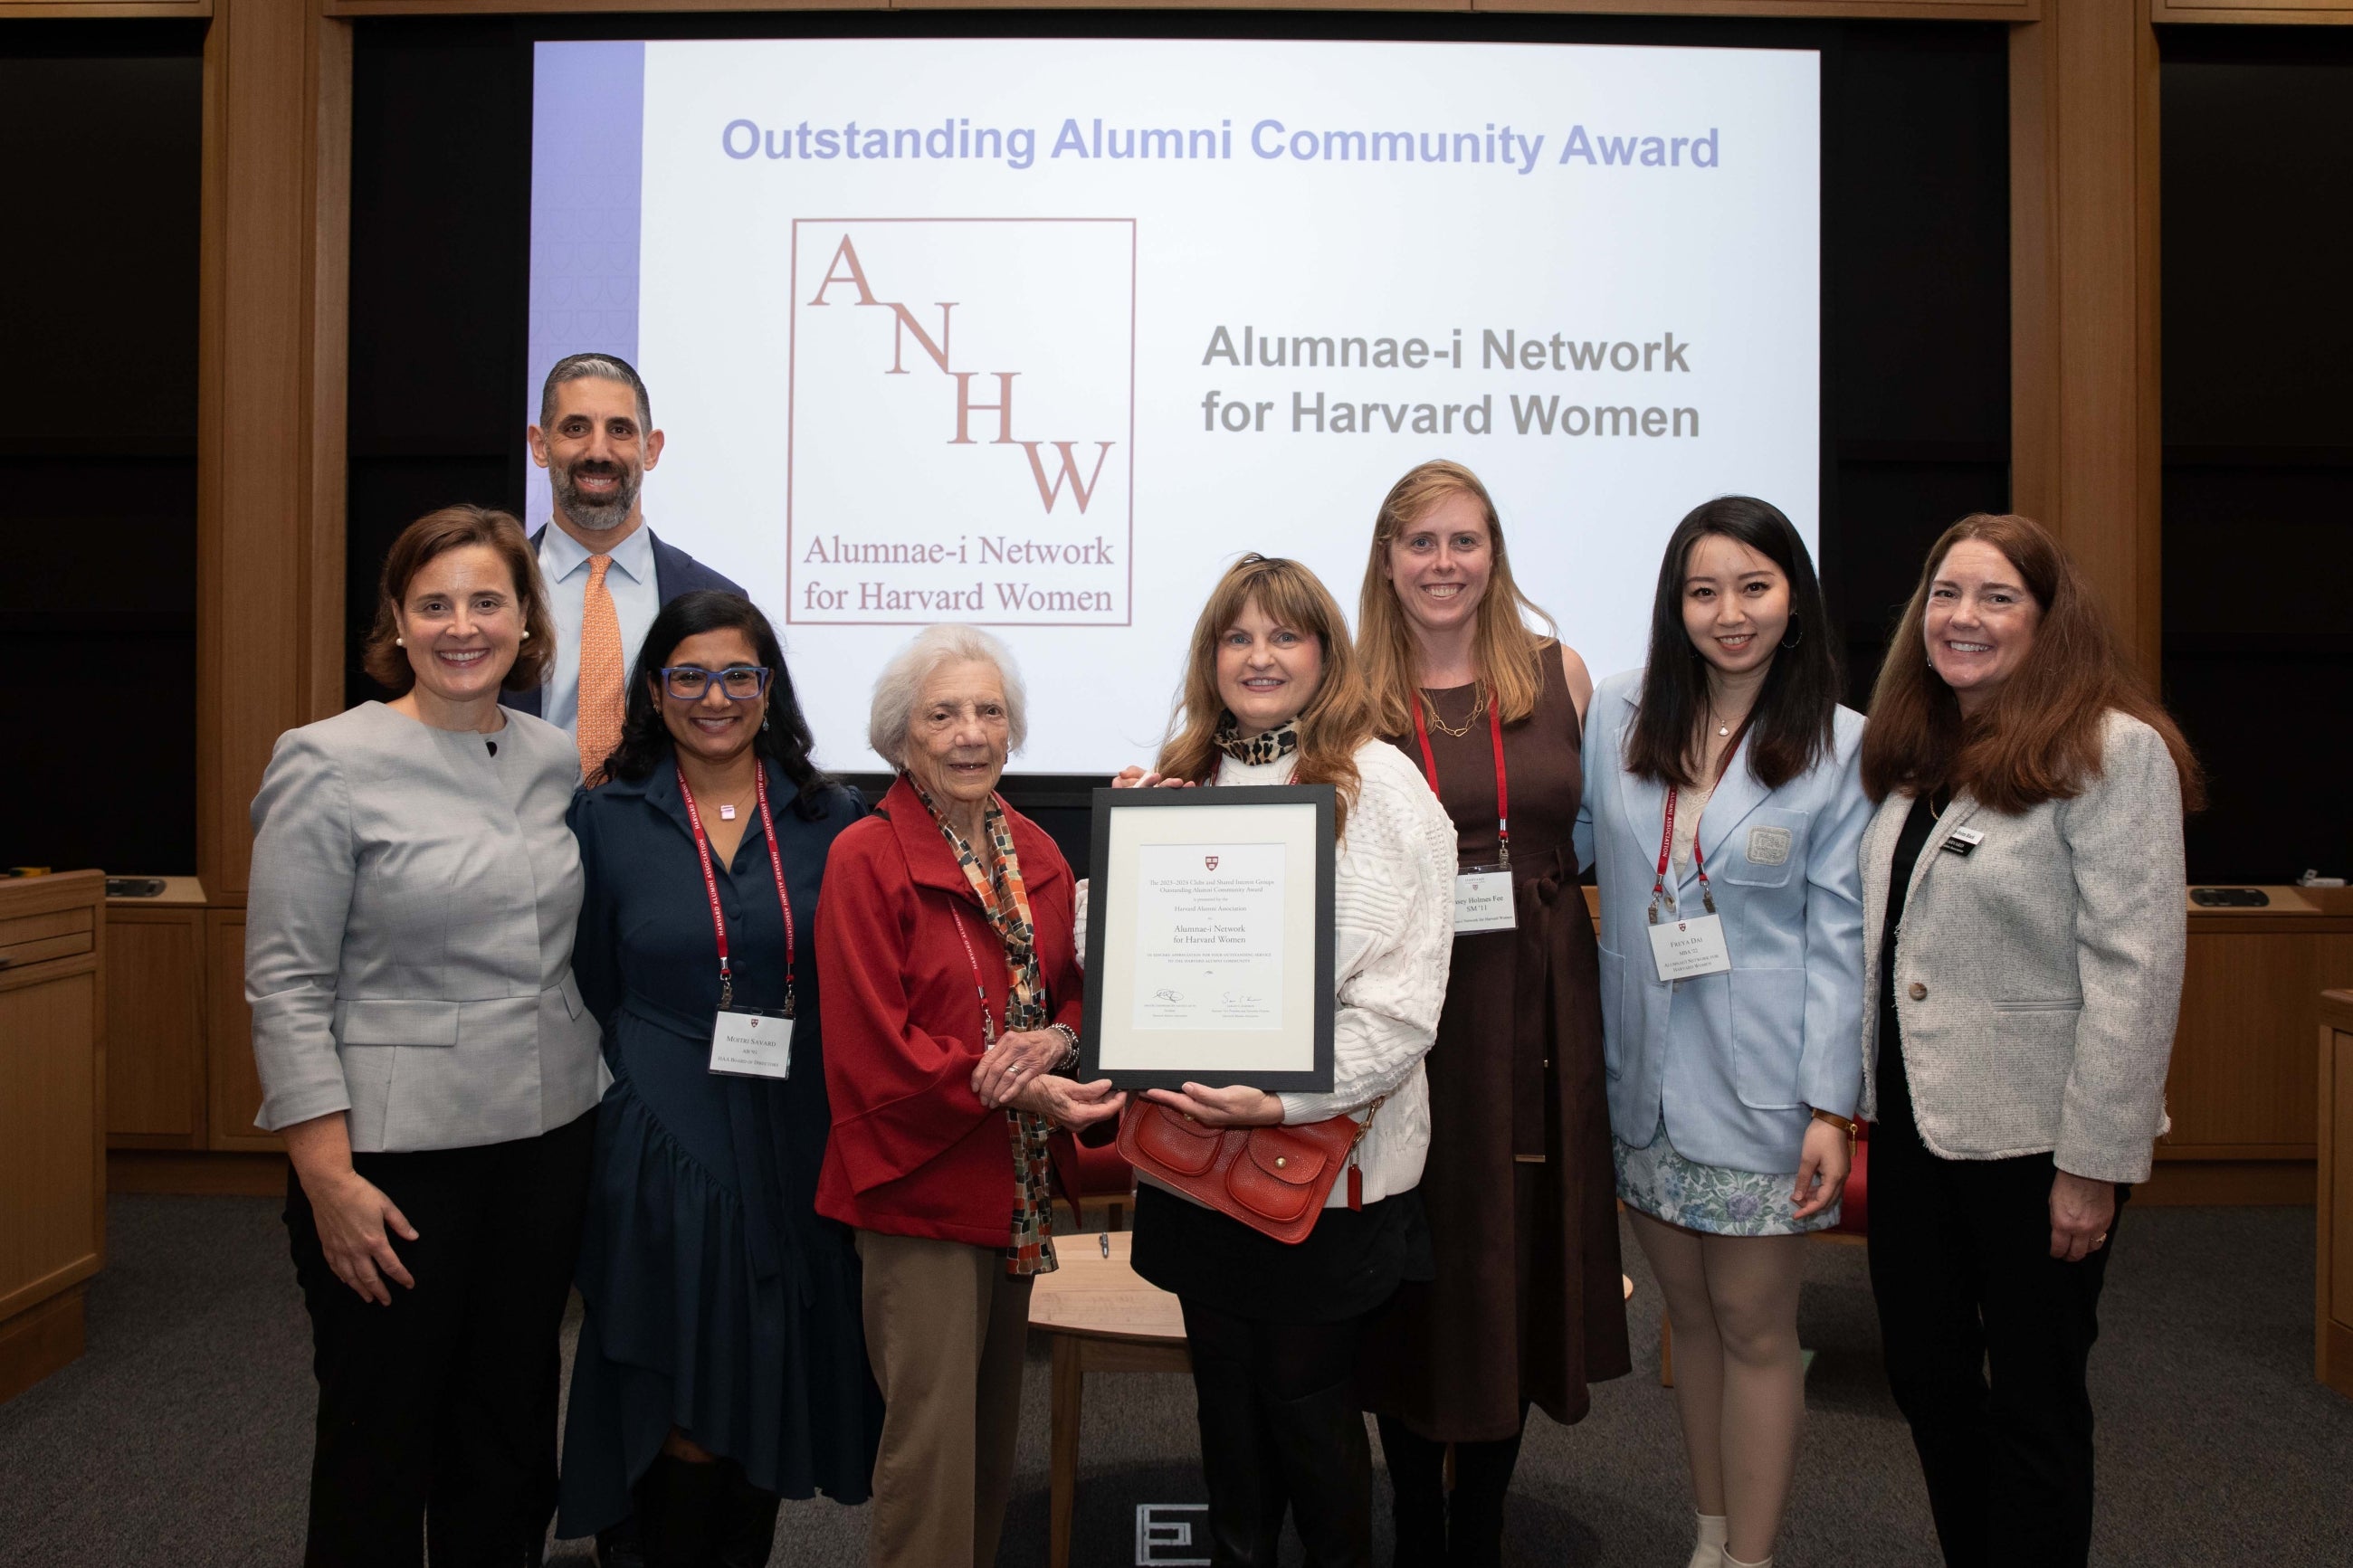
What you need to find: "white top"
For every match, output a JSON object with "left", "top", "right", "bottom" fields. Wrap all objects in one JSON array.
[
  {"left": 1671, "top": 776, "right": 1718, "bottom": 871},
  {"left": 1079, "top": 738, "right": 1458, "bottom": 1209},
  {"left": 537, "top": 520, "right": 660, "bottom": 736}
]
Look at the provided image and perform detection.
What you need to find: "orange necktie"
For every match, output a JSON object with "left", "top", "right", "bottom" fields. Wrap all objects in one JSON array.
[{"left": 576, "top": 554, "right": 624, "bottom": 784}]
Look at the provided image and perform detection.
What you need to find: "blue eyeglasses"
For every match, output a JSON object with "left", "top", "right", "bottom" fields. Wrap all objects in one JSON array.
[{"left": 659, "top": 665, "right": 771, "bottom": 701}]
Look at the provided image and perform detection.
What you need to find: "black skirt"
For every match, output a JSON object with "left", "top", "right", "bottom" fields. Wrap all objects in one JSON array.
[{"left": 1130, "top": 1181, "right": 1434, "bottom": 1326}]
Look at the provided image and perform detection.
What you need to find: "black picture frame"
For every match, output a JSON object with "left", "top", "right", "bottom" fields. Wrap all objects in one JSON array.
[{"left": 1079, "top": 784, "right": 1337, "bottom": 1094}]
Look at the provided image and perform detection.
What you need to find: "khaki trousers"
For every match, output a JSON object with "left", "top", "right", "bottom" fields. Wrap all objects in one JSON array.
[{"left": 856, "top": 1230, "right": 1034, "bottom": 1568}]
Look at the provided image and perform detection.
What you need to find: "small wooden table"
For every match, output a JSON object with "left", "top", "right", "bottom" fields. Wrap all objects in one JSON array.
[{"left": 1028, "top": 1231, "right": 1191, "bottom": 1568}]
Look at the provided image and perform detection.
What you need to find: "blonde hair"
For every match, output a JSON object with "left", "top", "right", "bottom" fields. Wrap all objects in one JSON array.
[
  {"left": 1155, "top": 554, "right": 1373, "bottom": 837},
  {"left": 1356, "top": 460, "right": 1558, "bottom": 736}
]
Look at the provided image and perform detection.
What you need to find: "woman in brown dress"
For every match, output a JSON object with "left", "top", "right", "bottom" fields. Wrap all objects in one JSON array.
[{"left": 1356, "top": 461, "right": 1631, "bottom": 1565}]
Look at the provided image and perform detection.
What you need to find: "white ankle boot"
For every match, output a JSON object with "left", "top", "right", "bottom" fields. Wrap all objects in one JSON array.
[
  {"left": 1721, "top": 1554, "right": 1773, "bottom": 1568},
  {"left": 1685, "top": 1513, "right": 1729, "bottom": 1568}
]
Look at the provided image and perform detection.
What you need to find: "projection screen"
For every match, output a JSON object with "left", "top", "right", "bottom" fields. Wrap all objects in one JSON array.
[{"left": 526, "top": 35, "right": 1821, "bottom": 773}]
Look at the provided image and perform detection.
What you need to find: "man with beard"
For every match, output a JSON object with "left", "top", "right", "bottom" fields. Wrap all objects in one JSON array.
[{"left": 510, "top": 353, "right": 745, "bottom": 783}]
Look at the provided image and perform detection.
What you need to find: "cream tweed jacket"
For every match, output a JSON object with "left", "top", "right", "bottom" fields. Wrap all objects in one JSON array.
[{"left": 1858, "top": 709, "right": 2186, "bottom": 1184}]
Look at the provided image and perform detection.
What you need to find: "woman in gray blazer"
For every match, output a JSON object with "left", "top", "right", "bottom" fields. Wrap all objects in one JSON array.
[
  {"left": 247, "top": 505, "right": 604, "bottom": 1567},
  {"left": 1857, "top": 511, "right": 2202, "bottom": 1568}
]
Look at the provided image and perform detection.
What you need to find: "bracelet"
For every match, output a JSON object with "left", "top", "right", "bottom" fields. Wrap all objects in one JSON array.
[
  {"left": 1809, "top": 1107, "right": 1858, "bottom": 1136},
  {"left": 1047, "top": 1022, "right": 1081, "bottom": 1071}
]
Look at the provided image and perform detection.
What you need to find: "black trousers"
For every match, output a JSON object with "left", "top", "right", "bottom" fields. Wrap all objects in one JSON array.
[
  {"left": 1180, "top": 1299, "right": 1374, "bottom": 1568},
  {"left": 285, "top": 1110, "right": 595, "bottom": 1568},
  {"left": 1867, "top": 1110, "right": 2123, "bottom": 1568}
]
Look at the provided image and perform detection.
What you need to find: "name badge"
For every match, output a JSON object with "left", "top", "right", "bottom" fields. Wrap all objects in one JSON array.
[
  {"left": 1453, "top": 867, "right": 1516, "bottom": 934},
  {"left": 1649, "top": 913, "right": 1733, "bottom": 982},
  {"left": 710, "top": 1008, "right": 794, "bottom": 1079},
  {"left": 1940, "top": 825, "right": 1985, "bottom": 858}
]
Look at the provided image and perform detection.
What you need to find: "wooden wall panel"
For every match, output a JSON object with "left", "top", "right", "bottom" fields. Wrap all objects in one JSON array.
[
  {"left": 0, "top": 973, "right": 102, "bottom": 1322},
  {"left": 0, "top": 873, "right": 107, "bottom": 1337},
  {"left": 2008, "top": 0, "right": 2162, "bottom": 677},
  {"left": 2165, "top": 927, "right": 2353, "bottom": 1156},
  {"left": 204, "top": 909, "right": 277, "bottom": 1151},
  {"left": 102, "top": 911, "right": 207, "bottom": 1145},
  {"left": 195, "top": 0, "right": 351, "bottom": 900},
  {"left": 315, "top": 0, "right": 2033, "bottom": 15},
  {"left": 2155, "top": 0, "right": 2353, "bottom": 23},
  {"left": 0, "top": 1, "right": 209, "bottom": 16},
  {"left": 2320, "top": 992, "right": 2353, "bottom": 1394}
]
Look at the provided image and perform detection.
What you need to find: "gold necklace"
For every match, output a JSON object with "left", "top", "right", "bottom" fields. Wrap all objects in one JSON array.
[{"left": 1419, "top": 684, "right": 1483, "bottom": 738}]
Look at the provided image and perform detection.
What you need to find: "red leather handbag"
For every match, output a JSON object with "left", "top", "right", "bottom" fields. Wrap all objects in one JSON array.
[{"left": 1116, "top": 1097, "right": 1384, "bottom": 1245}]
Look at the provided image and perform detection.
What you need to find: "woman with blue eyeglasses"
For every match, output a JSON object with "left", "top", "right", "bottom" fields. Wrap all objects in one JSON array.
[{"left": 557, "top": 591, "right": 881, "bottom": 1566}]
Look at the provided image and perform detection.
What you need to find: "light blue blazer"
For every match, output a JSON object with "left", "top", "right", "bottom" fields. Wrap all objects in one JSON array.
[{"left": 1574, "top": 669, "right": 1870, "bottom": 1174}]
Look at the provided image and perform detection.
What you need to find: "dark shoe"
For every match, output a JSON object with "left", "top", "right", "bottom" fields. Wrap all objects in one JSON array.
[
  {"left": 595, "top": 1517, "right": 646, "bottom": 1568},
  {"left": 635, "top": 1453, "right": 730, "bottom": 1568},
  {"left": 1192, "top": 1360, "right": 1289, "bottom": 1567},
  {"left": 1265, "top": 1381, "right": 1373, "bottom": 1568},
  {"left": 714, "top": 1468, "right": 781, "bottom": 1568}
]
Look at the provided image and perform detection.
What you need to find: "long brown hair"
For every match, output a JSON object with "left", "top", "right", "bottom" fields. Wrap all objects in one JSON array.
[
  {"left": 361, "top": 505, "right": 552, "bottom": 695},
  {"left": 1860, "top": 512, "right": 2204, "bottom": 813},
  {"left": 1156, "top": 554, "right": 1374, "bottom": 837},
  {"left": 1356, "top": 460, "right": 1559, "bottom": 736}
]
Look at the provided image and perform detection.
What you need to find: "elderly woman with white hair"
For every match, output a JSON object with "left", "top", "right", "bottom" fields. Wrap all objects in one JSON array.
[{"left": 814, "top": 623, "right": 1124, "bottom": 1568}]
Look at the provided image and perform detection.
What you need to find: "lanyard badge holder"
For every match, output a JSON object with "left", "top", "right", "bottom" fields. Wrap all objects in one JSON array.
[
  {"left": 680, "top": 763, "right": 797, "bottom": 1079},
  {"left": 1411, "top": 689, "right": 1515, "bottom": 936},
  {"left": 1645, "top": 723, "right": 1748, "bottom": 984}
]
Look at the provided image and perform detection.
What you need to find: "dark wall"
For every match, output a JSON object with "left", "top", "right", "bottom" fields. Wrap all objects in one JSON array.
[
  {"left": 345, "top": 14, "right": 2015, "bottom": 870},
  {"left": 1823, "top": 25, "right": 2012, "bottom": 698},
  {"left": 347, "top": 19, "right": 533, "bottom": 699},
  {"left": 0, "top": 23, "right": 205, "bottom": 875},
  {"left": 2160, "top": 29, "right": 2353, "bottom": 884}
]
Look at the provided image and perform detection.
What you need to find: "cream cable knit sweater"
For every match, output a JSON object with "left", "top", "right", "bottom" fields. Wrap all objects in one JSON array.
[{"left": 1077, "top": 739, "right": 1459, "bottom": 1208}]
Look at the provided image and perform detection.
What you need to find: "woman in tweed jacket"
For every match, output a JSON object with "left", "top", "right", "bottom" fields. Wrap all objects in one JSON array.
[{"left": 1857, "top": 511, "right": 2203, "bottom": 1568}]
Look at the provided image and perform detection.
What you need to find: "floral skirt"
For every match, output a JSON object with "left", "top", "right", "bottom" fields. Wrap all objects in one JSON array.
[{"left": 1613, "top": 1117, "right": 1839, "bottom": 1237}]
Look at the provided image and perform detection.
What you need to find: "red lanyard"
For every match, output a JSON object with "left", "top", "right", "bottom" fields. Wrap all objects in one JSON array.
[
  {"left": 1410, "top": 689, "right": 1510, "bottom": 868},
  {"left": 1649, "top": 717, "right": 1752, "bottom": 924},
  {"left": 677, "top": 763, "right": 795, "bottom": 1015},
  {"left": 949, "top": 909, "right": 1001, "bottom": 1047}
]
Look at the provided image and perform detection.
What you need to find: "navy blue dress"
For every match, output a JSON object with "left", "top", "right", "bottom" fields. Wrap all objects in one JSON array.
[{"left": 556, "top": 761, "right": 881, "bottom": 1535}]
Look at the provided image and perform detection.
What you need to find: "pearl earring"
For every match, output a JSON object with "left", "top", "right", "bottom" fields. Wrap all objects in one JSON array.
[
  {"left": 395, "top": 636, "right": 405, "bottom": 646},
  {"left": 519, "top": 629, "right": 531, "bottom": 641}
]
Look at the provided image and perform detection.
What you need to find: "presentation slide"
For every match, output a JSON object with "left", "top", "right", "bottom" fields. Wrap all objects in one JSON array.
[{"left": 527, "top": 36, "right": 1820, "bottom": 773}]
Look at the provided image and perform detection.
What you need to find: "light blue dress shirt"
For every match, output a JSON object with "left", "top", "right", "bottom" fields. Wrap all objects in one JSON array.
[{"left": 538, "top": 521, "right": 661, "bottom": 737}]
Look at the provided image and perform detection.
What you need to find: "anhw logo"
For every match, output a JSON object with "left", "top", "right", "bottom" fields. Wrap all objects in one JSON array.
[{"left": 787, "top": 217, "right": 1137, "bottom": 625}]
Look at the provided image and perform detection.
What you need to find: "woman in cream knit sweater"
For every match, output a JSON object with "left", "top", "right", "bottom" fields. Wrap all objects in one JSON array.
[{"left": 1098, "top": 553, "right": 1455, "bottom": 1568}]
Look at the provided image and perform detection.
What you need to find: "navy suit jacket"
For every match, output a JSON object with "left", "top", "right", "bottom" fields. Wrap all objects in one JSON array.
[{"left": 504, "top": 525, "right": 747, "bottom": 719}]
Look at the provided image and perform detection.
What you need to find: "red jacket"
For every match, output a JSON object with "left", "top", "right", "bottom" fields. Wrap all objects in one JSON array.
[{"left": 814, "top": 776, "right": 1085, "bottom": 1248}]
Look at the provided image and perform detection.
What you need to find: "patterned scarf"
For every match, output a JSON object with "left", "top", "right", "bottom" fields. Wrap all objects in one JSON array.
[
  {"left": 911, "top": 777, "right": 1058, "bottom": 1278},
  {"left": 1212, "top": 715, "right": 1300, "bottom": 768}
]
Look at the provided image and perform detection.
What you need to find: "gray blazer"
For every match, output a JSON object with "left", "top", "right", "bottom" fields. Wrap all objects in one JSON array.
[
  {"left": 1858, "top": 709, "right": 2186, "bottom": 1183},
  {"left": 246, "top": 702, "right": 603, "bottom": 1153}
]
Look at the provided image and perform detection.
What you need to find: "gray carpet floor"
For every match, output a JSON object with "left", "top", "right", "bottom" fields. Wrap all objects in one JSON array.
[{"left": 0, "top": 1197, "right": 2346, "bottom": 1566}]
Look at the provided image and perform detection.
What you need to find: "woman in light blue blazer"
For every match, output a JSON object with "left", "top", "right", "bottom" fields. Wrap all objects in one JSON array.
[{"left": 1577, "top": 497, "right": 1870, "bottom": 1568}]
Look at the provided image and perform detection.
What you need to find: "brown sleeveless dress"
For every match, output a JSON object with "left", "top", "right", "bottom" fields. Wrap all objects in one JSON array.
[{"left": 1359, "top": 651, "right": 1632, "bottom": 1440}]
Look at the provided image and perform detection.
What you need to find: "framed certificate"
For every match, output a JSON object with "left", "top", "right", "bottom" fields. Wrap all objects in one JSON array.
[{"left": 1080, "top": 784, "right": 1337, "bottom": 1093}]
